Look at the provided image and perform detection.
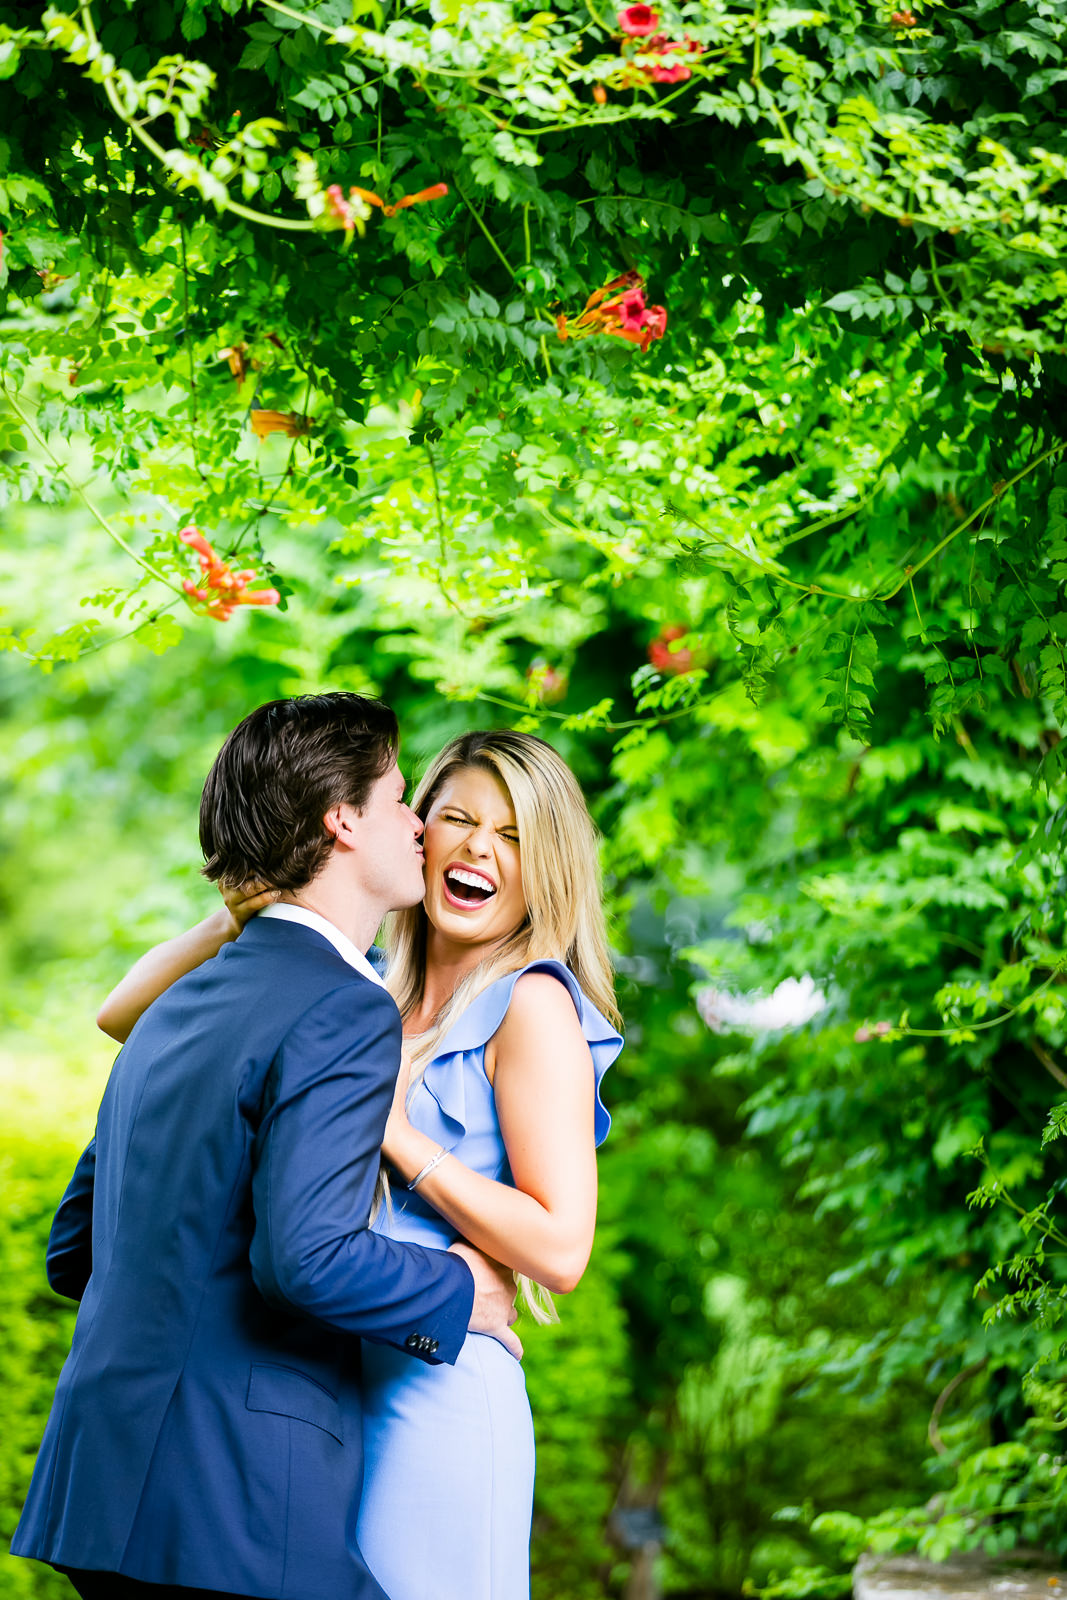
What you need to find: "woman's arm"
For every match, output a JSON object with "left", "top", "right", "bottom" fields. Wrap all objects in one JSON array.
[
  {"left": 382, "top": 973, "right": 598, "bottom": 1295},
  {"left": 96, "top": 884, "right": 277, "bottom": 1043}
]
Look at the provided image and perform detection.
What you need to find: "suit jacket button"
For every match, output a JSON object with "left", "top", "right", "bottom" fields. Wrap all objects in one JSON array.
[
  {"left": 430, "top": 1340, "right": 439, "bottom": 1354},
  {"left": 406, "top": 1333, "right": 420, "bottom": 1349}
]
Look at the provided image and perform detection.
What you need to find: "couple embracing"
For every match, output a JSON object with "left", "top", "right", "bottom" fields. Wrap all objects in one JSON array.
[{"left": 12, "top": 694, "right": 622, "bottom": 1600}]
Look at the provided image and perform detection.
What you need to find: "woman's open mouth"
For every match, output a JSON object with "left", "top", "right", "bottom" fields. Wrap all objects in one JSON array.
[{"left": 442, "top": 866, "right": 497, "bottom": 909}]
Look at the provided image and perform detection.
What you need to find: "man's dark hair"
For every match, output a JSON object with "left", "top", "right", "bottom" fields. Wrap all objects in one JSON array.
[{"left": 199, "top": 693, "right": 399, "bottom": 891}]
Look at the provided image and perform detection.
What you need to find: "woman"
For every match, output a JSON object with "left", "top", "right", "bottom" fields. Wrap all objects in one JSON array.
[{"left": 97, "top": 729, "right": 622, "bottom": 1600}]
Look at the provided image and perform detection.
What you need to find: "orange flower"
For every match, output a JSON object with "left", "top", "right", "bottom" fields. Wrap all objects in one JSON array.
[
  {"left": 579, "top": 269, "right": 644, "bottom": 314},
  {"left": 249, "top": 410, "right": 313, "bottom": 439},
  {"left": 379, "top": 182, "right": 449, "bottom": 217},
  {"left": 327, "top": 181, "right": 449, "bottom": 229},
  {"left": 178, "top": 525, "right": 280, "bottom": 622},
  {"left": 217, "top": 343, "right": 257, "bottom": 386}
]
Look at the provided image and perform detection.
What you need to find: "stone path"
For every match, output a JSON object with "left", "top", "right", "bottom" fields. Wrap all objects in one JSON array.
[{"left": 855, "top": 1550, "right": 1065, "bottom": 1600}]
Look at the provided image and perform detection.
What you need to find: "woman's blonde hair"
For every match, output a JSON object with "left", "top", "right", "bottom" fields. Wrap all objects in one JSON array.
[{"left": 384, "top": 729, "right": 619, "bottom": 1322}]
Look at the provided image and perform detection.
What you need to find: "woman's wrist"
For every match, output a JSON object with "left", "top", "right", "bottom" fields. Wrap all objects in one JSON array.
[
  {"left": 207, "top": 904, "right": 242, "bottom": 945},
  {"left": 407, "top": 1146, "right": 450, "bottom": 1191},
  {"left": 391, "top": 1126, "right": 438, "bottom": 1184}
]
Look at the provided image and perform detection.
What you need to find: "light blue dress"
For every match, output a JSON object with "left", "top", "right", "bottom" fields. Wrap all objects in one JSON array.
[{"left": 356, "top": 958, "right": 622, "bottom": 1600}]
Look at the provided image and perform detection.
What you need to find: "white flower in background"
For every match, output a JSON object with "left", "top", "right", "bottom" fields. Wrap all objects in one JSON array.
[{"left": 696, "top": 975, "right": 827, "bottom": 1035}]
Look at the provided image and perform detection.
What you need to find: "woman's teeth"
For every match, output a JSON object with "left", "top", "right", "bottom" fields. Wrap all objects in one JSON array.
[{"left": 445, "top": 867, "right": 496, "bottom": 903}]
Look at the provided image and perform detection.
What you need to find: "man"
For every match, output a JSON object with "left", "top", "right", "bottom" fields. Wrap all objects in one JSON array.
[{"left": 12, "top": 693, "right": 519, "bottom": 1600}]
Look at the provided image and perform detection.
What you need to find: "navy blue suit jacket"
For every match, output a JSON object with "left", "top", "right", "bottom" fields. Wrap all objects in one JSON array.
[{"left": 12, "top": 918, "right": 474, "bottom": 1599}]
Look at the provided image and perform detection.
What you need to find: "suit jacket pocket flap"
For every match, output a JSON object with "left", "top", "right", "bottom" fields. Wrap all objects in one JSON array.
[{"left": 246, "top": 1363, "right": 344, "bottom": 1443}]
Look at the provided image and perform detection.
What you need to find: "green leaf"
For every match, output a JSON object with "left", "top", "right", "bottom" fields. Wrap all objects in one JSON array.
[{"left": 745, "top": 213, "right": 782, "bottom": 244}]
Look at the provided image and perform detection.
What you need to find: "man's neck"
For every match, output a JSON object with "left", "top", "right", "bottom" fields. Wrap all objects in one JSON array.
[{"left": 279, "top": 875, "right": 379, "bottom": 955}]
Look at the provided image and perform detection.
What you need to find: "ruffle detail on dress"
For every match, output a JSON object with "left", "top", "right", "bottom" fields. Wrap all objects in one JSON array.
[{"left": 422, "top": 959, "right": 622, "bottom": 1148}]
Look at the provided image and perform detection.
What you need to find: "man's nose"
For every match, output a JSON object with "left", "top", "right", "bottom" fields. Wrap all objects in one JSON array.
[{"left": 408, "top": 807, "right": 424, "bottom": 838}]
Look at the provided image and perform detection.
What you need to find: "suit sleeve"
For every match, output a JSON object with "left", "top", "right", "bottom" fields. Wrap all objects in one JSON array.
[
  {"left": 249, "top": 981, "right": 475, "bottom": 1365},
  {"left": 46, "top": 1138, "right": 96, "bottom": 1301}
]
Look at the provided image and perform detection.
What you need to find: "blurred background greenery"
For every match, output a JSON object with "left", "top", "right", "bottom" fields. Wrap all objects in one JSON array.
[{"left": 3, "top": 467, "right": 1065, "bottom": 1598}]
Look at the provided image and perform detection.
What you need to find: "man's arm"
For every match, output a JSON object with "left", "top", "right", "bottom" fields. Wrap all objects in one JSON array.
[
  {"left": 249, "top": 983, "right": 476, "bottom": 1364},
  {"left": 46, "top": 1138, "right": 96, "bottom": 1301}
]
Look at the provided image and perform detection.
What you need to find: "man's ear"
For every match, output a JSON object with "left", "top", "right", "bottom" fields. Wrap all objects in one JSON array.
[{"left": 325, "top": 803, "right": 358, "bottom": 847}]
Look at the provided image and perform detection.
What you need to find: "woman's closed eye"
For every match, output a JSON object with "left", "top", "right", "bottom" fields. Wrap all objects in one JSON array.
[{"left": 443, "top": 812, "right": 518, "bottom": 844}]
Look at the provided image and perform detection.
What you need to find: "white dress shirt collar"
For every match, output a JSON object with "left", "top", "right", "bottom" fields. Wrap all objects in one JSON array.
[{"left": 258, "top": 902, "right": 386, "bottom": 989}]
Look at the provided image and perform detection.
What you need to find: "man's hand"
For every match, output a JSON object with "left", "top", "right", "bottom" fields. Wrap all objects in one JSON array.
[{"left": 449, "top": 1242, "right": 523, "bottom": 1360}]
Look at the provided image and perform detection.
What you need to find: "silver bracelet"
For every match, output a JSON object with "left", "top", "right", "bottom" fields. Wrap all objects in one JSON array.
[{"left": 407, "top": 1146, "right": 450, "bottom": 1191}]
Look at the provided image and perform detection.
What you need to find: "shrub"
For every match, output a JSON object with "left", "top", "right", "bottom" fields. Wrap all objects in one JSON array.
[{"left": 0, "top": 1128, "right": 81, "bottom": 1600}]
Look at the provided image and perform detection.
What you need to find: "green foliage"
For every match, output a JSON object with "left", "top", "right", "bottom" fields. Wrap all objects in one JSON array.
[
  {"left": 524, "top": 1246, "right": 632, "bottom": 1599},
  {"left": 0, "top": 1124, "right": 80, "bottom": 1600},
  {"left": 4, "top": 0, "right": 1067, "bottom": 1591}
]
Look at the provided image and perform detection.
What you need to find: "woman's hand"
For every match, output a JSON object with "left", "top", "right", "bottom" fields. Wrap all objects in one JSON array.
[
  {"left": 220, "top": 879, "right": 278, "bottom": 937},
  {"left": 382, "top": 1047, "right": 417, "bottom": 1167}
]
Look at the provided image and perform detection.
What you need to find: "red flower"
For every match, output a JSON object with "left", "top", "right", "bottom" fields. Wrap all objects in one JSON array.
[
  {"left": 525, "top": 659, "right": 568, "bottom": 704},
  {"left": 854, "top": 1020, "right": 892, "bottom": 1043},
  {"left": 642, "top": 304, "right": 668, "bottom": 341},
  {"left": 611, "top": 302, "right": 668, "bottom": 351},
  {"left": 617, "top": 288, "right": 649, "bottom": 330},
  {"left": 648, "top": 625, "right": 694, "bottom": 674},
  {"left": 556, "top": 271, "right": 667, "bottom": 355},
  {"left": 632, "top": 30, "right": 703, "bottom": 84},
  {"left": 324, "top": 183, "right": 361, "bottom": 234},
  {"left": 179, "top": 526, "right": 280, "bottom": 622},
  {"left": 648, "top": 60, "right": 691, "bottom": 82},
  {"left": 618, "top": 4, "right": 659, "bottom": 34}
]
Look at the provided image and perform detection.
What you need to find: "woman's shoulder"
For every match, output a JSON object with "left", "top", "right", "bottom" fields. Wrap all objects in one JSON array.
[
  {"left": 438, "top": 953, "right": 614, "bottom": 1056},
  {"left": 504, "top": 966, "right": 582, "bottom": 1021},
  {"left": 499, "top": 958, "right": 582, "bottom": 1011},
  {"left": 501, "top": 961, "right": 622, "bottom": 1045},
  {"left": 428, "top": 959, "right": 622, "bottom": 1147}
]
